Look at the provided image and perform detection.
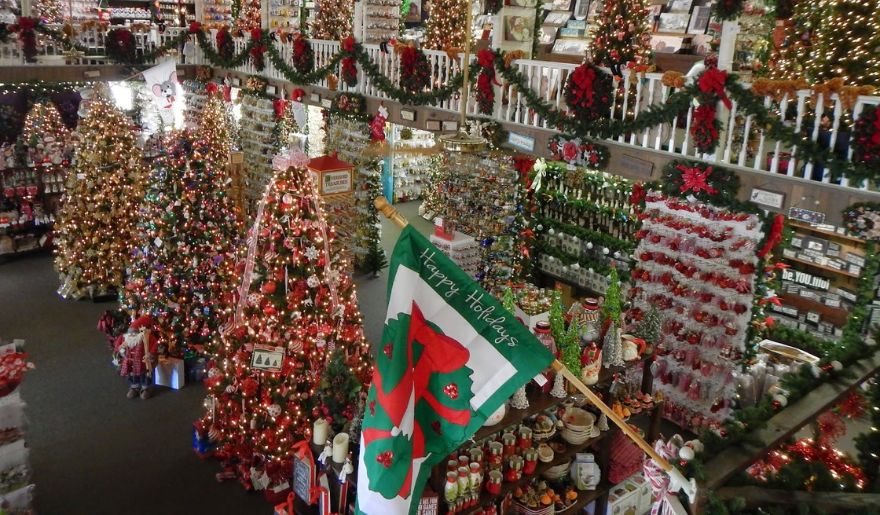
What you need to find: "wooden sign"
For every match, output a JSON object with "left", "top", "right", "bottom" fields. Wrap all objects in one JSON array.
[
  {"left": 251, "top": 344, "right": 284, "bottom": 371},
  {"left": 749, "top": 188, "right": 785, "bottom": 209},
  {"left": 307, "top": 154, "right": 355, "bottom": 196},
  {"left": 781, "top": 268, "right": 830, "bottom": 291}
]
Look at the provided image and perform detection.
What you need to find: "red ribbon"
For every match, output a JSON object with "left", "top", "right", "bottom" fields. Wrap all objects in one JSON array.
[
  {"left": 676, "top": 164, "right": 717, "bottom": 195},
  {"left": 698, "top": 68, "right": 732, "bottom": 110},
  {"left": 273, "top": 98, "right": 288, "bottom": 120},
  {"left": 757, "top": 214, "right": 785, "bottom": 258},
  {"left": 250, "top": 27, "right": 263, "bottom": 41},
  {"left": 341, "top": 36, "right": 356, "bottom": 53},
  {"left": 477, "top": 49, "right": 495, "bottom": 69},
  {"left": 569, "top": 64, "right": 597, "bottom": 108}
]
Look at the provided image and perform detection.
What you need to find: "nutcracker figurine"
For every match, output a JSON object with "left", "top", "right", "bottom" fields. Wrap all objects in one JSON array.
[{"left": 114, "top": 315, "right": 158, "bottom": 400}]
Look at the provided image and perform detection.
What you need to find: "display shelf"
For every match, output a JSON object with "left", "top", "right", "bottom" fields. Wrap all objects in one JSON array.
[
  {"left": 363, "top": 0, "right": 401, "bottom": 44},
  {"left": 201, "top": 0, "right": 233, "bottom": 26},
  {"left": 268, "top": 0, "right": 302, "bottom": 30},
  {"left": 788, "top": 219, "right": 866, "bottom": 244},
  {"left": 239, "top": 92, "right": 279, "bottom": 211},
  {"left": 390, "top": 125, "right": 434, "bottom": 203},
  {"left": 785, "top": 255, "right": 861, "bottom": 279},
  {"left": 777, "top": 293, "right": 849, "bottom": 327}
]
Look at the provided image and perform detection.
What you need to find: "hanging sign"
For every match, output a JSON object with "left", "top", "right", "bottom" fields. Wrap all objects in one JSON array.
[{"left": 251, "top": 344, "right": 285, "bottom": 371}]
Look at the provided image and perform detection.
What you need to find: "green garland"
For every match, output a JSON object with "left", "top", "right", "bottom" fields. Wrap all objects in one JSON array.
[
  {"left": 196, "top": 30, "right": 256, "bottom": 69},
  {"left": 536, "top": 240, "right": 630, "bottom": 282},
  {"left": 537, "top": 216, "right": 635, "bottom": 254}
]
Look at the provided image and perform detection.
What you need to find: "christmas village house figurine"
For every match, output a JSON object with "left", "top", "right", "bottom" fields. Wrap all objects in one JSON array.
[{"left": 113, "top": 315, "right": 158, "bottom": 400}]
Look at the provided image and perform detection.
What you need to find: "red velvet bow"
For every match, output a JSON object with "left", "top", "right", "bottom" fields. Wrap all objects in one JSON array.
[
  {"left": 570, "top": 64, "right": 597, "bottom": 108},
  {"left": 250, "top": 27, "right": 263, "bottom": 41},
  {"left": 342, "top": 36, "right": 356, "bottom": 53},
  {"left": 477, "top": 49, "right": 495, "bottom": 69},
  {"left": 677, "top": 164, "right": 717, "bottom": 195},
  {"left": 698, "top": 68, "right": 732, "bottom": 110},
  {"left": 13, "top": 16, "right": 37, "bottom": 32},
  {"left": 757, "top": 214, "right": 785, "bottom": 258},
  {"left": 693, "top": 104, "right": 718, "bottom": 135},
  {"left": 188, "top": 21, "right": 202, "bottom": 34},
  {"left": 291, "top": 87, "right": 305, "bottom": 101}
]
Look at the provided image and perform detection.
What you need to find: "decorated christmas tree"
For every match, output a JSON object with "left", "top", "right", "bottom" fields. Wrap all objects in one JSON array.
[
  {"left": 766, "top": 0, "right": 828, "bottom": 81},
  {"left": 804, "top": 0, "right": 880, "bottom": 87},
  {"left": 196, "top": 94, "right": 233, "bottom": 170},
  {"left": 122, "top": 131, "right": 243, "bottom": 357},
  {"left": 33, "top": 0, "right": 64, "bottom": 23},
  {"left": 198, "top": 161, "right": 371, "bottom": 490},
  {"left": 316, "top": 348, "right": 365, "bottom": 432},
  {"left": 423, "top": 0, "right": 469, "bottom": 50},
  {"left": 634, "top": 304, "right": 660, "bottom": 346},
  {"left": 311, "top": 0, "right": 354, "bottom": 40},
  {"left": 55, "top": 94, "right": 146, "bottom": 299},
  {"left": 601, "top": 267, "right": 624, "bottom": 367},
  {"left": 18, "top": 101, "right": 71, "bottom": 167},
  {"left": 590, "top": 0, "right": 652, "bottom": 74},
  {"left": 234, "top": 0, "right": 262, "bottom": 30}
]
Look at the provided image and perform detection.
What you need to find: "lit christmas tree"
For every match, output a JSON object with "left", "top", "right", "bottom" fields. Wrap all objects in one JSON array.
[
  {"left": 33, "top": 0, "right": 64, "bottom": 23},
  {"left": 55, "top": 94, "right": 146, "bottom": 299},
  {"left": 423, "top": 0, "right": 469, "bottom": 50},
  {"left": 122, "top": 130, "right": 243, "bottom": 357},
  {"left": 311, "top": 0, "right": 354, "bottom": 40},
  {"left": 766, "top": 0, "right": 827, "bottom": 81},
  {"left": 198, "top": 162, "right": 371, "bottom": 489},
  {"left": 234, "top": 0, "right": 262, "bottom": 30},
  {"left": 18, "top": 101, "right": 71, "bottom": 167},
  {"left": 590, "top": 0, "right": 652, "bottom": 74},
  {"left": 804, "top": 0, "right": 880, "bottom": 87}
]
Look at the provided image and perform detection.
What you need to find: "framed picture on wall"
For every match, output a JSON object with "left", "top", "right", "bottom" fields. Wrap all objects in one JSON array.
[
  {"left": 687, "top": 5, "right": 711, "bottom": 33},
  {"left": 504, "top": 12, "right": 536, "bottom": 42},
  {"left": 658, "top": 12, "right": 690, "bottom": 33}
]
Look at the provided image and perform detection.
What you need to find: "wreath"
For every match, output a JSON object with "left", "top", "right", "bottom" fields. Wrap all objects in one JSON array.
[
  {"left": 852, "top": 105, "right": 880, "bottom": 174},
  {"left": 249, "top": 28, "right": 266, "bottom": 71},
  {"left": 216, "top": 27, "right": 234, "bottom": 62},
  {"left": 660, "top": 159, "right": 740, "bottom": 205},
  {"left": 106, "top": 28, "right": 136, "bottom": 63},
  {"left": 291, "top": 34, "right": 314, "bottom": 75},
  {"left": 10, "top": 17, "right": 38, "bottom": 63},
  {"left": 548, "top": 135, "right": 609, "bottom": 170},
  {"left": 398, "top": 46, "right": 430, "bottom": 93},
  {"left": 331, "top": 92, "right": 367, "bottom": 118},
  {"left": 842, "top": 202, "right": 880, "bottom": 241},
  {"left": 713, "top": 0, "right": 744, "bottom": 20},
  {"left": 563, "top": 62, "right": 612, "bottom": 123},
  {"left": 474, "top": 49, "right": 498, "bottom": 114},
  {"left": 690, "top": 67, "right": 732, "bottom": 154}
]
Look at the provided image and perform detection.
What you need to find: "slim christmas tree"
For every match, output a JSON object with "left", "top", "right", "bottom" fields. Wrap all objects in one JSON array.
[
  {"left": 55, "top": 95, "right": 146, "bottom": 299},
  {"left": 601, "top": 267, "right": 624, "bottom": 367},
  {"left": 423, "top": 0, "right": 469, "bottom": 50},
  {"left": 805, "top": 0, "right": 880, "bottom": 87},
  {"left": 122, "top": 131, "right": 243, "bottom": 357},
  {"left": 198, "top": 162, "right": 371, "bottom": 490},
  {"left": 311, "top": 0, "right": 354, "bottom": 40},
  {"left": 590, "top": 0, "right": 652, "bottom": 74}
]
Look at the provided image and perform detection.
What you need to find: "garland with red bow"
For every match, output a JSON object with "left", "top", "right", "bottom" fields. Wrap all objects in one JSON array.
[
  {"left": 691, "top": 67, "right": 731, "bottom": 154},
  {"left": 291, "top": 34, "right": 314, "bottom": 76},
  {"left": 398, "top": 46, "right": 430, "bottom": 93},
  {"left": 756, "top": 214, "right": 785, "bottom": 259},
  {"left": 853, "top": 105, "right": 880, "bottom": 174},
  {"left": 9, "top": 17, "right": 37, "bottom": 62},
  {"left": 106, "top": 28, "right": 136, "bottom": 63},
  {"left": 474, "top": 49, "right": 498, "bottom": 114},
  {"left": 548, "top": 135, "right": 609, "bottom": 169},
  {"left": 563, "top": 62, "right": 613, "bottom": 123},
  {"left": 249, "top": 28, "right": 266, "bottom": 71},
  {"left": 340, "top": 37, "right": 358, "bottom": 87},
  {"left": 660, "top": 159, "right": 740, "bottom": 204},
  {"left": 216, "top": 27, "right": 234, "bottom": 62}
]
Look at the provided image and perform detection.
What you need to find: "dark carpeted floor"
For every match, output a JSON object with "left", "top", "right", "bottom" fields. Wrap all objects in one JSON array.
[{"left": 0, "top": 201, "right": 431, "bottom": 514}]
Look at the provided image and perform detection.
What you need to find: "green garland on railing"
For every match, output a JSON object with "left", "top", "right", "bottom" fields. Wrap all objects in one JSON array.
[
  {"left": 266, "top": 44, "right": 345, "bottom": 85},
  {"left": 196, "top": 30, "right": 256, "bottom": 69},
  {"left": 536, "top": 240, "right": 629, "bottom": 281},
  {"left": 537, "top": 216, "right": 636, "bottom": 254}
]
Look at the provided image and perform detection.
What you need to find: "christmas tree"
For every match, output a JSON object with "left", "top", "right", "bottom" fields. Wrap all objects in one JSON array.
[
  {"left": 311, "top": 0, "right": 354, "bottom": 40},
  {"left": 316, "top": 348, "right": 365, "bottom": 432},
  {"left": 590, "top": 0, "right": 652, "bottom": 74},
  {"left": 804, "top": 0, "right": 880, "bottom": 87},
  {"left": 198, "top": 162, "right": 371, "bottom": 489},
  {"left": 601, "top": 267, "right": 624, "bottom": 367},
  {"left": 55, "top": 94, "right": 146, "bottom": 299},
  {"left": 634, "top": 305, "right": 660, "bottom": 346},
  {"left": 18, "top": 101, "right": 71, "bottom": 167},
  {"left": 234, "top": 0, "right": 262, "bottom": 30},
  {"left": 122, "top": 130, "right": 243, "bottom": 357},
  {"left": 33, "top": 0, "right": 64, "bottom": 23},
  {"left": 766, "top": 0, "right": 828, "bottom": 81},
  {"left": 423, "top": 0, "right": 469, "bottom": 50}
]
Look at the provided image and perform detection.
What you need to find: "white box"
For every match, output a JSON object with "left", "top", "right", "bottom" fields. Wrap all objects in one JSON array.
[
  {"left": 606, "top": 473, "right": 651, "bottom": 515},
  {"left": 154, "top": 357, "right": 185, "bottom": 390},
  {"left": 513, "top": 305, "right": 550, "bottom": 330}
]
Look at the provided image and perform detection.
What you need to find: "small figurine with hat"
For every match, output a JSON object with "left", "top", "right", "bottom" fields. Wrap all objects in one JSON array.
[{"left": 113, "top": 315, "right": 158, "bottom": 400}]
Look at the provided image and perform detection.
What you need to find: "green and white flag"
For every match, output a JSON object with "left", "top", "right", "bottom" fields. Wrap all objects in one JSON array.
[{"left": 356, "top": 226, "right": 554, "bottom": 514}]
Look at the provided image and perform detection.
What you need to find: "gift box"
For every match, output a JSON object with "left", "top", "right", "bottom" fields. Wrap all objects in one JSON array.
[{"left": 154, "top": 357, "right": 185, "bottom": 389}]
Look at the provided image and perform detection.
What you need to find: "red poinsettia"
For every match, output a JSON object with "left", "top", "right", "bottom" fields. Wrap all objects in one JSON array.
[{"left": 188, "top": 21, "right": 202, "bottom": 34}]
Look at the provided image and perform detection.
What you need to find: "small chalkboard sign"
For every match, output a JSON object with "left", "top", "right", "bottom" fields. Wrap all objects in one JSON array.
[{"left": 293, "top": 453, "right": 315, "bottom": 504}]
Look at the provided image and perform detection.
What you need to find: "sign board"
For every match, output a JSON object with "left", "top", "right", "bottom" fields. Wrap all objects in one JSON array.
[
  {"left": 750, "top": 188, "right": 785, "bottom": 209},
  {"left": 789, "top": 207, "right": 826, "bottom": 224},
  {"left": 619, "top": 154, "right": 654, "bottom": 179},
  {"left": 507, "top": 131, "right": 535, "bottom": 152},
  {"left": 251, "top": 344, "right": 284, "bottom": 371},
  {"left": 309, "top": 169, "right": 353, "bottom": 196},
  {"left": 425, "top": 120, "right": 441, "bottom": 131},
  {"left": 781, "top": 268, "right": 830, "bottom": 291},
  {"left": 293, "top": 454, "right": 315, "bottom": 504},
  {"left": 400, "top": 109, "right": 415, "bottom": 121}
]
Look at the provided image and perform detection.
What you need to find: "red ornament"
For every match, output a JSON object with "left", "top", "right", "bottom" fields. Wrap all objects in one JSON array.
[
  {"left": 443, "top": 383, "right": 459, "bottom": 400},
  {"left": 261, "top": 281, "right": 277, "bottom": 294},
  {"left": 376, "top": 451, "right": 394, "bottom": 468},
  {"left": 241, "top": 377, "right": 259, "bottom": 397}
]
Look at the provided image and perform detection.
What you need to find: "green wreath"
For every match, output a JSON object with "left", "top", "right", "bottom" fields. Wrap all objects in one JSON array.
[
  {"left": 563, "top": 62, "right": 613, "bottom": 123},
  {"left": 660, "top": 159, "right": 740, "bottom": 205}
]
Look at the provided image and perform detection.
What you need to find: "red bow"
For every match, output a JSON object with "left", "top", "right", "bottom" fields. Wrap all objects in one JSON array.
[
  {"left": 273, "top": 98, "right": 288, "bottom": 120},
  {"left": 512, "top": 155, "right": 536, "bottom": 178},
  {"left": 291, "top": 88, "right": 305, "bottom": 101},
  {"left": 188, "top": 21, "right": 202, "bottom": 34},
  {"left": 677, "top": 164, "right": 717, "bottom": 195},
  {"left": 342, "top": 36, "right": 356, "bottom": 53},
  {"left": 250, "top": 27, "right": 263, "bottom": 41},
  {"left": 872, "top": 114, "right": 880, "bottom": 145},
  {"left": 13, "top": 16, "right": 37, "bottom": 32},
  {"left": 757, "top": 214, "right": 785, "bottom": 258},
  {"left": 477, "top": 49, "right": 495, "bottom": 69},
  {"left": 698, "top": 68, "right": 732, "bottom": 110},
  {"left": 570, "top": 64, "right": 597, "bottom": 108}
]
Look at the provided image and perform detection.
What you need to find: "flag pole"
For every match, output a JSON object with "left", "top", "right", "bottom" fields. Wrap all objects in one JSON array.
[{"left": 373, "top": 195, "right": 698, "bottom": 503}]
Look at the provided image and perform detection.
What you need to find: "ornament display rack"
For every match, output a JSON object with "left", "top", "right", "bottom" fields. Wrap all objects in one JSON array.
[
  {"left": 0, "top": 164, "right": 65, "bottom": 257},
  {"left": 182, "top": 79, "right": 207, "bottom": 129},
  {"left": 152, "top": 0, "right": 197, "bottom": 26},
  {"left": 66, "top": 0, "right": 100, "bottom": 21},
  {"left": 267, "top": 0, "right": 303, "bottom": 30},
  {"left": 430, "top": 151, "right": 524, "bottom": 293},
  {"left": 389, "top": 125, "right": 434, "bottom": 203},
  {"left": 729, "top": 3, "right": 771, "bottom": 78},
  {"left": 326, "top": 116, "right": 383, "bottom": 271},
  {"left": 106, "top": 0, "right": 152, "bottom": 24},
  {"left": 0, "top": 340, "right": 33, "bottom": 515},
  {"left": 362, "top": 0, "right": 400, "bottom": 44},
  {"left": 772, "top": 220, "right": 872, "bottom": 343},
  {"left": 533, "top": 164, "right": 637, "bottom": 296},
  {"left": 201, "top": 0, "right": 233, "bottom": 27},
  {"left": 239, "top": 92, "right": 278, "bottom": 212}
]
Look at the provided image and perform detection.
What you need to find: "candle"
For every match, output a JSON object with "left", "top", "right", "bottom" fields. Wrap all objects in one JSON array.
[
  {"left": 313, "top": 419, "right": 330, "bottom": 446},
  {"left": 332, "top": 432, "right": 349, "bottom": 463}
]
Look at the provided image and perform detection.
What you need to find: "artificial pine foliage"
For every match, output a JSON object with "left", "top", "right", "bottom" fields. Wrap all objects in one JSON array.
[
  {"left": 766, "top": 0, "right": 828, "bottom": 82},
  {"left": 54, "top": 94, "right": 146, "bottom": 299},
  {"left": 805, "top": 0, "right": 880, "bottom": 87},
  {"left": 423, "top": 0, "right": 469, "bottom": 50},
  {"left": 634, "top": 305, "right": 660, "bottom": 347},
  {"left": 316, "top": 348, "right": 365, "bottom": 432},
  {"left": 122, "top": 129, "right": 243, "bottom": 357},
  {"left": 856, "top": 379, "right": 880, "bottom": 490},
  {"left": 502, "top": 285, "right": 516, "bottom": 313},
  {"left": 590, "top": 0, "right": 652, "bottom": 73},
  {"left": 311, "top": 0, "right": 354, "bottom": 40},
  {"left": 601, "top": 267, "right": 622, "bottom": 324},
  {"left": 197, "top": 163, "right": 371, "bottom": 488}
]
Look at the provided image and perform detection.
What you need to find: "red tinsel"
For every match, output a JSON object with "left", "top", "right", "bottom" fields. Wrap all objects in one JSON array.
[
  {"left": 474, "top": 50, "right": 499, "bottom": 115},
  {"left": 817, "top": 411, "right": 846, "bottom": 446},
  {"left": 836, "top": 390, "right": 867, "bottom": 420},
  {"left": 697, "top": 67, "right": 732, "bottom": 109},
  {"left": 690, "top": 104, "right": 719, "bottom": 153},
  {"left": 757, "top": 214, "right": 785, "bottom": 258}
]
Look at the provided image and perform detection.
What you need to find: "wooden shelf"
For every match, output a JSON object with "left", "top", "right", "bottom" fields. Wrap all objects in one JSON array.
[
  {"left": 789, "top": 220, "right": 865, "bottom": 244},
  {"left": 778, "top": 293, "right": 849, "bottom": 327},
  {"left": 786, "top": 256, "right": 861, "bottom": 279},
  {"left": 473, "top": 391, "right": 559, "bottom": 441}
]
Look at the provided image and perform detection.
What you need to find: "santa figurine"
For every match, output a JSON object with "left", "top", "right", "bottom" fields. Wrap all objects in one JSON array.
[{"left": 114, "top": 315, "right": 158, "bottom": 400}]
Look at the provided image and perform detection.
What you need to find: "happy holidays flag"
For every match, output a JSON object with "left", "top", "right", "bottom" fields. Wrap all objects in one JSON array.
[{"left": 356, "top": 226, "right": 554, "bottom": 514}]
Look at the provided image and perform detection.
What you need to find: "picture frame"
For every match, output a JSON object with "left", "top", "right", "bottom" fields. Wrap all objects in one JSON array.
[
  {"left": 551, "top": 38, "right": 589, "bottom": 55},
  {"left": 504, "top": 13, "right": 536, "bottom": 41},
  {"left": 250, "top": 344, "right": 284, "bottom": 372},
  {"left": 650, "top": 34, "right": 685, "bottom": 53},
  {"left": 789, "top": 207, "right": 826, "bottom": 224},
  {"left": 687, "top": 5, "right": 711, "bottom": 34},
  {"left": 657, "top": 12, "right": 690, "bottom": 33},
  {"left": 668, "top": 0, "right": 692, "bottom": 11},
  {"left": 543, "top": 10, "right": 571, "bottom": 26}
]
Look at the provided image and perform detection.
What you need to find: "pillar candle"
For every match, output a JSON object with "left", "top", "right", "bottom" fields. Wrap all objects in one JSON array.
[
  {"left": 332, "top": 433, "right": 350, "bottom": 463},
  {"left": 313, "top": 418, "right": 330, "bottom": 446}
]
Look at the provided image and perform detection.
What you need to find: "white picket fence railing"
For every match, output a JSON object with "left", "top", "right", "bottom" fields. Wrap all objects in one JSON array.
[{"left": 2, "top": 25, "right": 878, "bottom": 190}]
